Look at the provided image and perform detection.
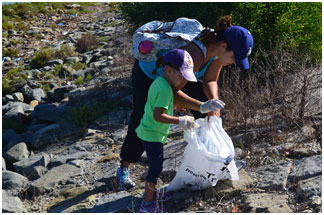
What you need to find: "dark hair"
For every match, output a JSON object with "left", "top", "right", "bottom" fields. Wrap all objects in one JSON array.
[
  {"left": 197, "top": 15, "right": 233, "bottom": 50},
  {"left": 152, "top": 56, "right": 179, "bottom": 75}
]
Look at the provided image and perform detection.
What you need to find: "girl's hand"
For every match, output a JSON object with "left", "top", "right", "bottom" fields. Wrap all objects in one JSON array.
[{"left": 207, "top": 110, "right": 220, "bottom": 122}]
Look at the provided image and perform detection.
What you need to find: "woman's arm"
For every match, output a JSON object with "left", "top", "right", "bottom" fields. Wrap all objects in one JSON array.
[
  {"left": 154, "top": 107, "right": 179, "bottom": 124},
  {"left": 173, "top": 90, "right": 202, "bottom": 112}
]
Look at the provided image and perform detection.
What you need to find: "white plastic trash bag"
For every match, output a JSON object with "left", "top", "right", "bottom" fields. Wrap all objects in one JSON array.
[{"left": 167, "top": 116, "right": 239, "bottom": 191}]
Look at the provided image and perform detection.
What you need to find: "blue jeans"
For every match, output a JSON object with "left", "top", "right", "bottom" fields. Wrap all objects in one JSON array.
[{"left": 141, "top": 140, "right": 164, "bottom": 184}]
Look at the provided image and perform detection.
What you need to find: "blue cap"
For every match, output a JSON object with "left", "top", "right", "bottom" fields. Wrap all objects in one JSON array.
[{"left": 224, "top": 26, "right": 254, "bottom": 70}]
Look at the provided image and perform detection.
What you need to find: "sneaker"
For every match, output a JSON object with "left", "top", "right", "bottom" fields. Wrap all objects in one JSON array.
[
  {"left": 154, "top": 191, "right": 172, "bottom": 202},
  {"left": 139, "top": 200, "right": 168, "bottom": 213},
  {"left": 115, "top": 167, "right": 136, "bottom": 190},
  {"left": 235, "top": 160, "right": 247, "bottom": 172}
]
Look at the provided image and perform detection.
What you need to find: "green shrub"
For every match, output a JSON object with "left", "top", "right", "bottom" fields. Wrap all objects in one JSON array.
[
  {"left": 86, "top": 73, "right": 92, "bottom": 82},
  {"left": 6, "top": 68, "right": 20, "bottom": 80},
  {"left": 75, "top": 32, "right": 99, "bottom": 53},
  {"left": 74, "top": 76, "right": 84, "bottom": 86},
  {"left": 54, "top": 44, "right": 77, "bottom": 61},
  {"left": 2, "top": 119, "right": 26, "bottom": 134},
  {"left": 3, "top": 48, "right": 19, "bottom": 58},
  {"left": 41, "top": 83, "right": 51, "bottom": 94},
  {"left": 52, "top": 64, "right": 64, "bottom": 76},
  {"left": 71, "top": 62, "right": 87, "bottom": 71},
  {"left": 2, "top": 79, "right": 16, "bottom": 95},
  {"left": 32, "top": 48, "right": 55, "bottom": 67}
]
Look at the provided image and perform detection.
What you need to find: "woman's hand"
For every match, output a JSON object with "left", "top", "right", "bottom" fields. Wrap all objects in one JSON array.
[{"left": 207, "top": 110, "right": 220, "bottom": 122}]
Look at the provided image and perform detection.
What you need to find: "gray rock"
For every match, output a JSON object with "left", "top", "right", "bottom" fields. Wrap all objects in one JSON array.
[
  {"left": 2, "top": 170, "right": 29, "bottom": 191},
  {"left": 31, "top": 123, "right": 62, "bottom": 149},
  {"left": 242, "top": 193, "right": 292, "bottom": 213},
  {"left": 90, "top": 191, "right": 142, "bottom": 213},
  {"left": 41, "top": 66, "right": 52, "bottom": 71},
  {"left": 12, "top": 92, "right": 24, "bottom": 102},
  {"left": 2, "top": 190, "right": 25, "bottom": 213},
  {"left": 297, "top": 175, "right": 322, "bottom": 200},
  {"left": 4, "top": 104, "right": 24, "bottom": 120},
  {"left": 53, "top": 85, "right": 77, "bottom": 102},
  {"left": 29, "top": 164, "right": 83, "bottom": 196},
  {"left": 48, "top": 59, "right": 63, "bottom": 66},
  {"left": 52, "top": 151, "right": 91, "bottom": 167},
  {"left": 65, "top": 57, "right": 79, "bottom": 64},
  {"left": 3, "top": 129, "right": 18, "bottom": 144},
  {"left": 27, "top": 80, "right": 40, "bottom": 89},
  {"left": 31, "top": 104, "right": 61, "bottom": 123},
  {"left": 73, "top": 68, "right": 95, "bottom": 79},
  {"left": 90, "top": 60, "right": 108, "bottom": 70},
  {"left": 13, "top": 152, "right": 50, "bottom": 180},
  {"left": 31, "top": 88, "right": 46, "bottom": 101},
  {"left": 289, "top": 155, "right": 322, "bottom": 182},
  {"left": 3, "top": 142, "right": 30, "bottom": 163},
  {"left": 27, "top": 27, "right": 40, "bottom": 35},
  {"left": 81, "top": 54, "right": 93, "bottom": 64},
  {"left": 255, "top": 160, "right": 292, "bottom": 190},
  {"left": 3, "top": 102, "right": 34, "bottom": 114},
  {"left": 5, "top": 94, "right": 15, "bottom": 102}
]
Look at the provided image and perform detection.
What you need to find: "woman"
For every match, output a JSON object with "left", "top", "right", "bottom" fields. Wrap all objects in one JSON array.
[{"left": 116, "top": 15, "right": 254, "bottom": 190}]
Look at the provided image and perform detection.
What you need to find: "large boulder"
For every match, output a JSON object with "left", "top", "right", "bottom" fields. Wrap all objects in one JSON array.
[
  {"left": 53, "top": 85, "right": 77, "bottom": 102},
  {"left": 30, "top": 123, "right": 62, "bottom": 149},
  {"left": 2, "top": 170, "right": 29, "bottom": 192},
  {"left": 2, "top": 190, "right": 26, "bottom": 213},
  {"left": 13, "top": 152, "right": 50, "bottom": 180},
  {"left": 3, "top": 142, "right": 30, "bottom": 163},
  {"left": 31, "top": 104, "right": 61, "bottom": 123}
]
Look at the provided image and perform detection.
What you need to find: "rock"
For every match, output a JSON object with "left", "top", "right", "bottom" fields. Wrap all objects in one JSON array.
[
  {"left": 52, "top": 151, "right": 92, "bottom": 167},
  {"left": 27, "top": 27, "right": 40, "bottom": 35},
  {"left": 12, "top": 92, "right": 24, "bottom": 102},
  {"left": 31, "top": 123, "right": 62, "bottom": 149},
  {"left": 29, "top": 164, "right": 83, "bottom": 196},
  {"left": 31, "top": 104, "right": 61, "bottom": 123},
  {"left": 22, "top": 84, "right": 46, "bottom": 102},
  {"left": 73, "top": 68, "right": 95, "bottom": 79},
  {"left": 27, "top": 80, "right": 40, "bottom": 89},
  {"left": 3, "top": 102, "right": 34, "bottom": 114},
  {"left": 3, "top": 142, "right": 30, "bottom": 163},
  {"left": 2, "top": 170, "right": 29, "bottom": 191},
  {"left": 5, "top": 94, "right": 15, "bottom": 102},
  {"left": 297, "top": 175, "right": 322, "bottom": 200},
  {"left": 2, "top": 190, "right": 25, "bottom": 213},
  {"left": 289, "top": 155, "right": 322, "bottom": 182},
  {"left": 90, "top": 191, "right": 142, "bottom": 213},
  {"left": 242, "top": 193, "right": 292, "bottom": 213},
  {"left": 255, "top": 160, "right": 292, "bottom": 190},
  {"left": 65, "top": 57, "right": 79, "bottom": 64},
  {"left": 53, "top": 85, "right": 77, "bottom": 102},
  {"left": 66, "top": 4, "right": 81, "bottom": 9},
  {"left": 4, "top": 104, "right": 24, "bottom": 120},
  {"left": 2, "top": 129, "right": 18, "bottom": 144},
  {"left": 13, "top": 152, "right": 50, "bottom": 180},
  {"left": 214, "top": 169, "right": 254, "bottom": 195},
  {"left": 81, "top": 54, "right": 93, "bottom": 65},
  {"left": 48, "top": 59, "right": 63, "bottom": 66},
  {"left": 289, "top": 140, "right": 322, "bottom": 158},
  {"left": 109, "top": 128, "right": 127, "bottom": 144},
  {"left": 41, "top": 66, "right": 52, "bottom": 72},
  {"left": 47, "top": 186, "right": 96, "bottom": 213},
  {"left": 90, "top": 60, "right": 108, "bottom": 70}
]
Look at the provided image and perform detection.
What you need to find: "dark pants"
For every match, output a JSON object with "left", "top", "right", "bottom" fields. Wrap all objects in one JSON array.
[
  {"left": 141, "top": 140, "right": 164, "bottom": 184},
  {"left": 120, "top": 60, "right": 207, "bottom": 163}
]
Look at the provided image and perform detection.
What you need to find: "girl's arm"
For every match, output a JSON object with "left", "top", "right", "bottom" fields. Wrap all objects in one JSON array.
[
  {"left": 154, "top": 107, "right": 179, "bottom": 124},
  {"left": 173, "top": 90, "right": 202, "bottom": 112}
]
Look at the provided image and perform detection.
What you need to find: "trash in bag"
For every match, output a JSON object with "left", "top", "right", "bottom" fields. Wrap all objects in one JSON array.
[{"left": 167, "top": 116, "right": 239, "bottom": 191}]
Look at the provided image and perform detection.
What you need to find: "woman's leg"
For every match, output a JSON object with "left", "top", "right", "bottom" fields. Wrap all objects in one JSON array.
[{"left": 120, "top": 60, "right": 153, "bottom": 166}]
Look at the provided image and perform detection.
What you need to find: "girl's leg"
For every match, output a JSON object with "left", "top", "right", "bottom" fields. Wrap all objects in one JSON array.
[{"left": 141, "top": 140, "right": 164, "bottom": 201}]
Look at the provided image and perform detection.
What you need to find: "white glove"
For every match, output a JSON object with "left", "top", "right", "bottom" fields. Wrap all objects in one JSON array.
[
  {"left": 179, "top": 116, "right": 200, "bottom": 130},
  {"left": 200, "top": 99, "right": 225, "bottom": 113}
]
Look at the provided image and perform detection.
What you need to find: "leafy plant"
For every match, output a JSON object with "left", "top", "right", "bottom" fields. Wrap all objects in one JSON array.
[
  {"left": 86, "top": 73, "right": 92, "bottom": 82},
  {"left": 74, "top": 76, "right": 84, "bottom": 87},
  {"left": 71, "top": 62, "right": 87, "bottom": 71},
  {"left": 32, "top": 48, "right": 55, "bottom": 68},
  {"left": 75, "top": 32, "right": 99, "bottom": 53},
  {"left": 3, "top": 48, "right": 19, "bottom": 58},
  {"left": 54, "top": 44, "right": 77, "bottom": 61}
]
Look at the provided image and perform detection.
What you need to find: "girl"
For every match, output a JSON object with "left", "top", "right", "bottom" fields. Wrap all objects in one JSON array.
[{"left": 135, "top": 49, "right": 224, "bottom": 213}]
